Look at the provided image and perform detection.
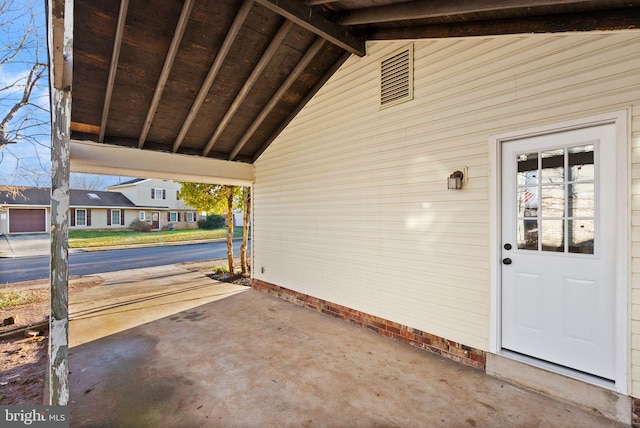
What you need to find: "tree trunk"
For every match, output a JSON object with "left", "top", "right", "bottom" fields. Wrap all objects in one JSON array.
[
  {"left": 226, "top": 186, "right": 234, "bottom": 274},
  {"left": 240, "top": 186, "right": 251, "bottom": 276}
]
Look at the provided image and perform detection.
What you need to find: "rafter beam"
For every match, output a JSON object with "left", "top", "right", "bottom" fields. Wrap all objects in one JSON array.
[
  {"left": 230, "top": 37, "right": 325, "bottom": 160},
  {"left": 203, "top": 19, "right": 293, "bottom": 156},
  {"left": 98, "top": 0, "right": 128, "bottom": 143},
  {"left": 139, "top": 0, "right": 195, "bottom": 149},
  {"left": 366, "top": 7, "right": 640, "bottom": 40},
  {"left": 306, "top": 0, "right": 336, "bottom": 5},
  {"left": 340, "top": 0, "right": 637, "bottom": 26},
  {"left": 255, "top": 0, "right": 365, "bottom": 56},
  {"left": 173, "top": 0, "right": 253, "bottom": 153}
]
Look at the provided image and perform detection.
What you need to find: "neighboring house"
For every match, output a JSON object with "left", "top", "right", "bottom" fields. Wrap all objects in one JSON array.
[
  {"left": 0, "top": 188, "right": 139, "bottom": 234},
  {"left": 0, "top": 181, "right": 199, "bottom": 234},
  {"left": 106, "top": 179, "right": 198, "bottom": 231}
]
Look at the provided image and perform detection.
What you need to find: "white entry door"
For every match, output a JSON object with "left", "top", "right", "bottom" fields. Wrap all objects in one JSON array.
[{"left": 501, "top": 123, "right": 617, "bottom": 380}]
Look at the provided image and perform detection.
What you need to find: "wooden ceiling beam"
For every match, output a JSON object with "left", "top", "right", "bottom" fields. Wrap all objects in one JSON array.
[
  {"left": 255, "top": 0, "right": 366, "bottom": 56},
  {"left": 340, "top": 0, "right": 637, "bottom": 26},
  {"left": 229, "top": 37, "right": 325, "bottom": 160},
  {"left": 98, "top": 0, "right": 129, "bottom": 143},
  {"left": 138, "top": 0, "right": 195, "bottom": 149},
  {"left": 366, "top": 7, "right": 640, "bottom": 39},
  {"left": 253, "top": 50, "right": 351, "bottom": 162},
  {"left": 202, "top": 19, "right": 294, "bottom": 156},
  {"left": 306, "top": 0, "right": 336, "bottom": 5},
  {"left": 71, "top": 121, "right": 100, "bottom": 134},
  {"left": 172, "top": 0, "right": 253, "bottom": 153}
]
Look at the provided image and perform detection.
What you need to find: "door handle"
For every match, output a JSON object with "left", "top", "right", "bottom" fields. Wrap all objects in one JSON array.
[{"left": 502, "top": 258, "right": 512, "bottom": 265}]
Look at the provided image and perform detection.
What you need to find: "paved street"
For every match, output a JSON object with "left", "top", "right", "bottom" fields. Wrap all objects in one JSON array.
[{"left": 0, "top": 240, "right": 248, "bottom": 283}]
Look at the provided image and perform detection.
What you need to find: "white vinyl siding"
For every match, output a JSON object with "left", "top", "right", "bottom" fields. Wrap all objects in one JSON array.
[
  {"left": 254, "top": 32, "right": 640, "bottom": 373},
  {"left": 631, "top": 102, "right": 640, "bottom": 395}
]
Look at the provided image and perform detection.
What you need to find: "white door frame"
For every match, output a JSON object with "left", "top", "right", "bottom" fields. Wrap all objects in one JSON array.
[{"left": 489, "top": 109, "right": 629, "bottom": 394}]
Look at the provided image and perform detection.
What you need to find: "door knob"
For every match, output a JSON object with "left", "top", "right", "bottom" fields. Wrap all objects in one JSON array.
[{"left": 502, "top": 258, "right": 512, "bottom": 265}]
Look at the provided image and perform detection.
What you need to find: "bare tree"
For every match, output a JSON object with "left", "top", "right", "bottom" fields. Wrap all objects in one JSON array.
[
  {"left": 0, "top": 0, "right": 50, "bottom": 189},
  {"left": 70, "top": 173, "right": 111, "bottom": 191}
]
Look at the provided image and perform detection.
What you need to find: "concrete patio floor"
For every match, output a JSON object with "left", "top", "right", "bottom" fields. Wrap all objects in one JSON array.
[{"left": 68, "top": 266, "right": 628, "bottom": 427}]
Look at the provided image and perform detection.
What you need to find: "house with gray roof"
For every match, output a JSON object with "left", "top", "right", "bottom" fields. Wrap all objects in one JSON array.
[
  {"left": 1, "top": 180, "right": 199, "bottom": 234},
  {"left": 0, "top": 186, "right": 197, "bottom": 234}
]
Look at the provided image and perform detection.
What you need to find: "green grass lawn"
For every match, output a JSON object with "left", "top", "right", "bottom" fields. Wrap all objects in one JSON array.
[{"left": 69, "top": 227, "right": 244, "bottom": 248}]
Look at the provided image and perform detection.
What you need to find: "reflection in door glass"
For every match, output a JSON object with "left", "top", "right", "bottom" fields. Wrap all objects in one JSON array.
[
  {"left": 541, "top": 219, "right": 564, "bottom": 252},
  {"left": 568, "top": 183, "right": 594, "bottom": 218},
  {"left": 517, "top": 187, "right": 538, "bottom": 217},
  {"left": 514, "top": 143, "right": 597, "bottom": 255},
  {"left": 569, "top": 220, "right": 594, "bottom": 254},
  {"left": 540, "top": 184, "right": 564, "bottom": 217},
  {"left": 541, "top": 149, "right": 564, "bottom": 183},
  {"left": 568, "top": 145, "right": 594, "bottom": 181},
  {"left": 517, "top": 153, "right": 538, "bottom": 185},
  {"left": 517, "top": 219, "right": 538, "bottom": 250}
]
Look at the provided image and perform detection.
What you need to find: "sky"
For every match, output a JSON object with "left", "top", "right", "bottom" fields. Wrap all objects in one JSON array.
[{"left": 0, "top": 0, "right": 131, "bottom": 190}]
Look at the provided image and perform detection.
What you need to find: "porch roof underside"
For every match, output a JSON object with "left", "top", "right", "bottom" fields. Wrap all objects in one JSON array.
[{"left": 67, "top": 0, "right": 640, "bottom": 183}]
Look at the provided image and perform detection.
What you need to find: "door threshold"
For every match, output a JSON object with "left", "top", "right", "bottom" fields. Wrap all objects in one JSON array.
[
  {"left": 499, "top": 349, "right": 615, "bottom": 390},
  {"left": 486, "top": 352, "right": 630, "bottom": 425}
]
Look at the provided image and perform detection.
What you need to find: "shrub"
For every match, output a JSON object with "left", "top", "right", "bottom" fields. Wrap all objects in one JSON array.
[
  {"left": 198, "top": 214, "right": 225, "bottom": 230},
  {"left": 129, "top": 219, "right": 151, "bottom": 232},
  {"left": 212, "top": 264, "right": 229, "bottom": 274},
  {"left": 0, "top": 288, "right": 43, "bottom": 310}
]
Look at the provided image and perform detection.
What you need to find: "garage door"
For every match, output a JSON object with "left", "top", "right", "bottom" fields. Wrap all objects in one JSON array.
[{"left": 9, "top": 209, "right": 46, "bottom": 233}]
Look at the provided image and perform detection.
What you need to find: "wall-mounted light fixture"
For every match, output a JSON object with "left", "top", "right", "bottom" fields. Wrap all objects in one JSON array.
[{"left": 447, "top": 170, "right": 464, "bottom": 190}]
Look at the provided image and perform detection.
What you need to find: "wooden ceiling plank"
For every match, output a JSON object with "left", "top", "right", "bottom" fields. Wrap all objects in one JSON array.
[
  {"left": 98, "top": 0, "right": 129, "bottom": 143},
  {"left": 138, "top": 0, "right": 195, "bottom": 149},
  {"left": 367, "top": 7, "right": 640, "bottom": 39},
  {"left": 253, "top": 50, "right": 351, "bottom": 162},
  {"left": 172, "top": 0, "right": 254, "bottom": 153},
  {"left": 255, "top": 0, "right": 365, "bottom": 56},
  {"left": 229, "top": 37, "right": 325, "bottom": 160},
  {"left": 202, "top": 19, "right": 294, "bottom": 156},
  {"left": 340, "top": 0, "right": 635, "bottom": 26}
]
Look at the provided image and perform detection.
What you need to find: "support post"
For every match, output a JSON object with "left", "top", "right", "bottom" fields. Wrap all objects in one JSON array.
[{"left": 47, "top": 0, "right": 73, "bottom": 405}]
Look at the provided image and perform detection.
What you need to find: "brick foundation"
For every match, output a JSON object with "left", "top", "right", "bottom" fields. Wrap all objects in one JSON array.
[
  {"left": 252, "top": 279, "right": 486, "bottom": 370},
  {"left": 633, "top": 398, "right": 640, "bottom": 427}
]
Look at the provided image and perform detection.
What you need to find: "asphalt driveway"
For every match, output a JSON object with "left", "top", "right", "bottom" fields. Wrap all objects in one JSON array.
[{"left": 66, "top": 265, "right": 627, "bottom": 427}]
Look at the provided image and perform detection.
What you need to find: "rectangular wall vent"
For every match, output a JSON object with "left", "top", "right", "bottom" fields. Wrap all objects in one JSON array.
[{"left": 380, "top": 45, "right": 413, "bottom": 108}]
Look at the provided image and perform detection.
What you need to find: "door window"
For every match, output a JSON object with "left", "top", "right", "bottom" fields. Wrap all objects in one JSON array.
[{"left": 515, "top": 144, "right": 595, "bottom": 254}]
